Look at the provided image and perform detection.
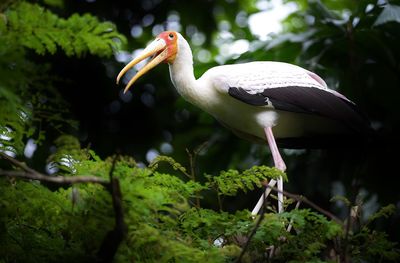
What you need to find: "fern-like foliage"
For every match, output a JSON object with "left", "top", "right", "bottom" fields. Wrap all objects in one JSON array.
[
  {"left": 365, "top": 204, "right": 396, "bottom": 226},
  {"left": 149, "top": 155, "right": 190, "bottom": 176},
  {"left": 5, "top": 2, "right": 125, "bottom": 57},
  {"left": 0, "top": 174, "right": 114, "bottom": 262},
  {"left": 1, "top": 140, "right": 398, "bottom": 262},
  {"left": 0, "top": 87, "right": 32, "bottom": 154},
  {"left": 47, "top": 135, "right": 91, "bottom": 174},
  {"left": 0, "top": 1, "right": 125, "bottom": 154},
  {"left": 206, "top": 166, "right": 286, "bottom": 196}
]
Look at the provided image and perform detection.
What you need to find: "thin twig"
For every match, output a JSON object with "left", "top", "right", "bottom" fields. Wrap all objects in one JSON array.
[
  {"left": 235, "top": 187, "right": 267, "bottom": 263},
  {"left": 186, "top": 142, "right": 208, "bottom": 209},
  {"left": 0, "top": 152, "right": 40, "bottom": 175},
  {"left": 1, "top": 152, "right": 127, "bottom": 263},
  {"left": 0, "top": 169, "right": 108, "bottom": 185},
  {"left": 265, "top": 183, "right": 342, "bottom": 225},
  {"left": 108, "top": 155, "right": 118, "bottom": 180},
  {"left": 0, "top": 152, "right": 108, "bottom": 185},
  {"left": 342, "top": 180, "right": 360, "bottom": 263},
  {"left": 216, "top": 192, "right": 223, "bottom": 212},
  {"left": 186, "top": 148, "right": 200, "bottom": 208},
  {"left": 97, "top": 155, "right": 127, "bottom": 263}
]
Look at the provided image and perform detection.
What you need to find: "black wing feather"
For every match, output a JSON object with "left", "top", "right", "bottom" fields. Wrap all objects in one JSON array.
[{"left": 228, "top": 86, "right": 370, "bottom": 134}]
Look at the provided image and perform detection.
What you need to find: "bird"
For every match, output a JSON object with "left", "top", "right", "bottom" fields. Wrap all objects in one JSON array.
[{"left": 116, "top": 31, "right": 370, "bottom": 215}]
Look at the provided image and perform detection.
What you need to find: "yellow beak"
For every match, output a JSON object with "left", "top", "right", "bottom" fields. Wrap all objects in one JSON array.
[{"left": 116, "top": 38, "right": 168, "bottom": 93}]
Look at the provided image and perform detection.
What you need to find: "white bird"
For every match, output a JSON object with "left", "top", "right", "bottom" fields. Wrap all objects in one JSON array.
[{"left": 117, "top": 31, "right": 369, "bottom": 215}]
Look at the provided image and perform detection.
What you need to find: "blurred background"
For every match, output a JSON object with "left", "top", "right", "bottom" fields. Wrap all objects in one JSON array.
[{"left": 2, "top": 0, "right": 400, "bottom": 241}]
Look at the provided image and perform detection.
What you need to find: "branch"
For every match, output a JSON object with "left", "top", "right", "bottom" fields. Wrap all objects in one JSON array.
[
  {"left": 0, "top": 152, "right": 108, "bottom": 185},
  {"left": 0, "top": 169, "right": 109, "bottom": 185},
  {"left": 97, "top": 155, "right": 127, "bottom": 263},
  {"left": 236, "top": 184, "right": 342, "bottom": 262},
  {"left": 265, "top": 183, "right": 342, "bottom": 225},
  {"left": 186, "top": 142, "right": 208, "bottom": 209},
  {"left": 1, "top": 152, "right": 41, "bottom": 175},
  {"left": 1, "top": 152, "right": 127, "bottom": 262},
  {"left": 235, "top": 187, "right": 267, "bottom": 263}
]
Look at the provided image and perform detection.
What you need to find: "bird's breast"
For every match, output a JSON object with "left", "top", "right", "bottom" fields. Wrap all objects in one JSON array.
[
  {"left": 204, "top": 91, "right": 349, "bottom": 144},
  {"left": 192, "top": 77, "right": 302, "bottom": 141},
  {"left": 205, "top": 93, "right": 279, "bottom": 139}
]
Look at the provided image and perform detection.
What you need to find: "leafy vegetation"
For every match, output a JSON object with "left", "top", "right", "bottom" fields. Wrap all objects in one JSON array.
[
  {"left": 0, "top": 1, "right": 125, "bottom": 154},
  {"left": 1, "top": 138, "right": 399, "bottom": 262},
  {"left": 1, "top": 140, "right": 398, "bottom": 262},
  {"left": 1, "top": 0, "right": 400, "bottom": 262}
]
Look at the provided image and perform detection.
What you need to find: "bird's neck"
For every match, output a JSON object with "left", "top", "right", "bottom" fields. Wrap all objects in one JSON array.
[
  {"left": 168, "top": 53, "right": 201, "bottom": 106},
  {"left": 168, "top": 34, "right": 216, "bottom": 113}
]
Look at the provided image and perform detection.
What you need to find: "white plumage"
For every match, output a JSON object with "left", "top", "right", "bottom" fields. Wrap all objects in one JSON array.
[
  {"left": 168, "top": 33, "right": 362, "bottom": 144},
  {"left": 117, "top": 31, "right": 369, "bottom": 215}
]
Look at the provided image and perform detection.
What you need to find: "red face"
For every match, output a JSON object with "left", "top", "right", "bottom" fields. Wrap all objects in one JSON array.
[
  {"left": 157, "top": 31, "right": 178, "bottom": 63},
  {"left": 116, "top": 31, "right": 179, "bottom": 93}
]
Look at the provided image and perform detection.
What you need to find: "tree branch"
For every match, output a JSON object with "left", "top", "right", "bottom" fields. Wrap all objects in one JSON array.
[
  {"left": 1, "top": 152, "right": 41, "bottom": 174},
  {"left": 1, "top": 152, "right": 127, "bottom": 263},
  {"left": 0, "top": 169, "right": 109, "bottom": 185},
  {"left": 97, "top": 155, "right": 127, "bottom": 263},
  {"left": 0, "top": 152, "right": 108, "bottom": 185},
  {"left": 265, "top": 183, "right": 342, "bottom": 225}
]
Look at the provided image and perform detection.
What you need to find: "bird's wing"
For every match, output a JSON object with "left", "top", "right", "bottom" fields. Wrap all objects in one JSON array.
[
  {"left": 207, "top": 61, "right": 369, "bottom": 133},
  {"left": 208, "top": 61, "right": 330, "bottom": 94}
]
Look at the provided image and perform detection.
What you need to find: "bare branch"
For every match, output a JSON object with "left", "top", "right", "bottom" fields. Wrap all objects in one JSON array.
[
  {"left": 1, "top": 152, "right": 129, "bottom": 263},
  {"left": 186, "top": 141, "right": 208, "bottom": 209},
  {"left": 97, "top": 155, "right": 127, "bottom": 263},
  {"left": 265, "top": 183, "right": 342, "bottom": 225},
  {"left": 0, "top": 152, "right": 40, "bottom": 175},
  {"left": 0, "top": 169, "right": 108, "bottom": 185},
  {"left": 0, "top": 152, "right": 108, "bottom": 185}
]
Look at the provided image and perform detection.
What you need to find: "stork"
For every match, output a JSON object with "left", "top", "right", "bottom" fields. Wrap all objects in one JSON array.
[{"left": 117, "top": 31, "right": 369, "bottom": 215}]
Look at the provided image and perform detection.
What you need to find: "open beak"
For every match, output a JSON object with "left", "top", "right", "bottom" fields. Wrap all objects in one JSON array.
[{"left": 116, "top": 38, "right": 168, "bottom": 93}]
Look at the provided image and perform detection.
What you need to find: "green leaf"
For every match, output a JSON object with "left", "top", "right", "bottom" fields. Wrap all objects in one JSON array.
[
  {"left": 148, "top": 155, "right": 189, "bottom": 176},
  {"left": 43, "top": 0, "right": 64, "bottom": 8},
  {"left": 5, "top": 2, "right": 126, "bottom": 57},
  {"left": 365, "top": 204, "right": 396, "bottom": 226},
  {"left": 330, "top": 195, "right": 351, "bottom": 207},
  {"left": 207, "top": 165, "right": 286, "bottom": 196}
]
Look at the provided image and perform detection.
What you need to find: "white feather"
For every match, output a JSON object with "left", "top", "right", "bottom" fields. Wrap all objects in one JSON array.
[
  {"left": 202, "top": 61, "right": 328, "bottom": 94},
  {"left": 168, "top": 33, "right": 345, "bottom": 143}
]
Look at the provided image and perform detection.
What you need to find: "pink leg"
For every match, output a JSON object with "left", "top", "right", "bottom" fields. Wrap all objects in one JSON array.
[
  {"left": 264, "top": 127, "right": 286, "bottom": 172},
  {"left": 265, "top": 127, "right": 285, "bottom": 213},
  {"left": 251, "top": 127, "right": 286, "bottom": 215}
]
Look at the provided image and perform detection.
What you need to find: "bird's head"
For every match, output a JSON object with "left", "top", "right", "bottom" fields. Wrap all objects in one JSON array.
[{"left": 116, "top": 31, "right": 179, "bottom": 93}]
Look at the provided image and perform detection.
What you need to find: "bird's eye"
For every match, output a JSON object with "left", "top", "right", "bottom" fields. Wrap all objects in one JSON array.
[{"left": 168, "top": 33, "right": 174, "bottom": 39}]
